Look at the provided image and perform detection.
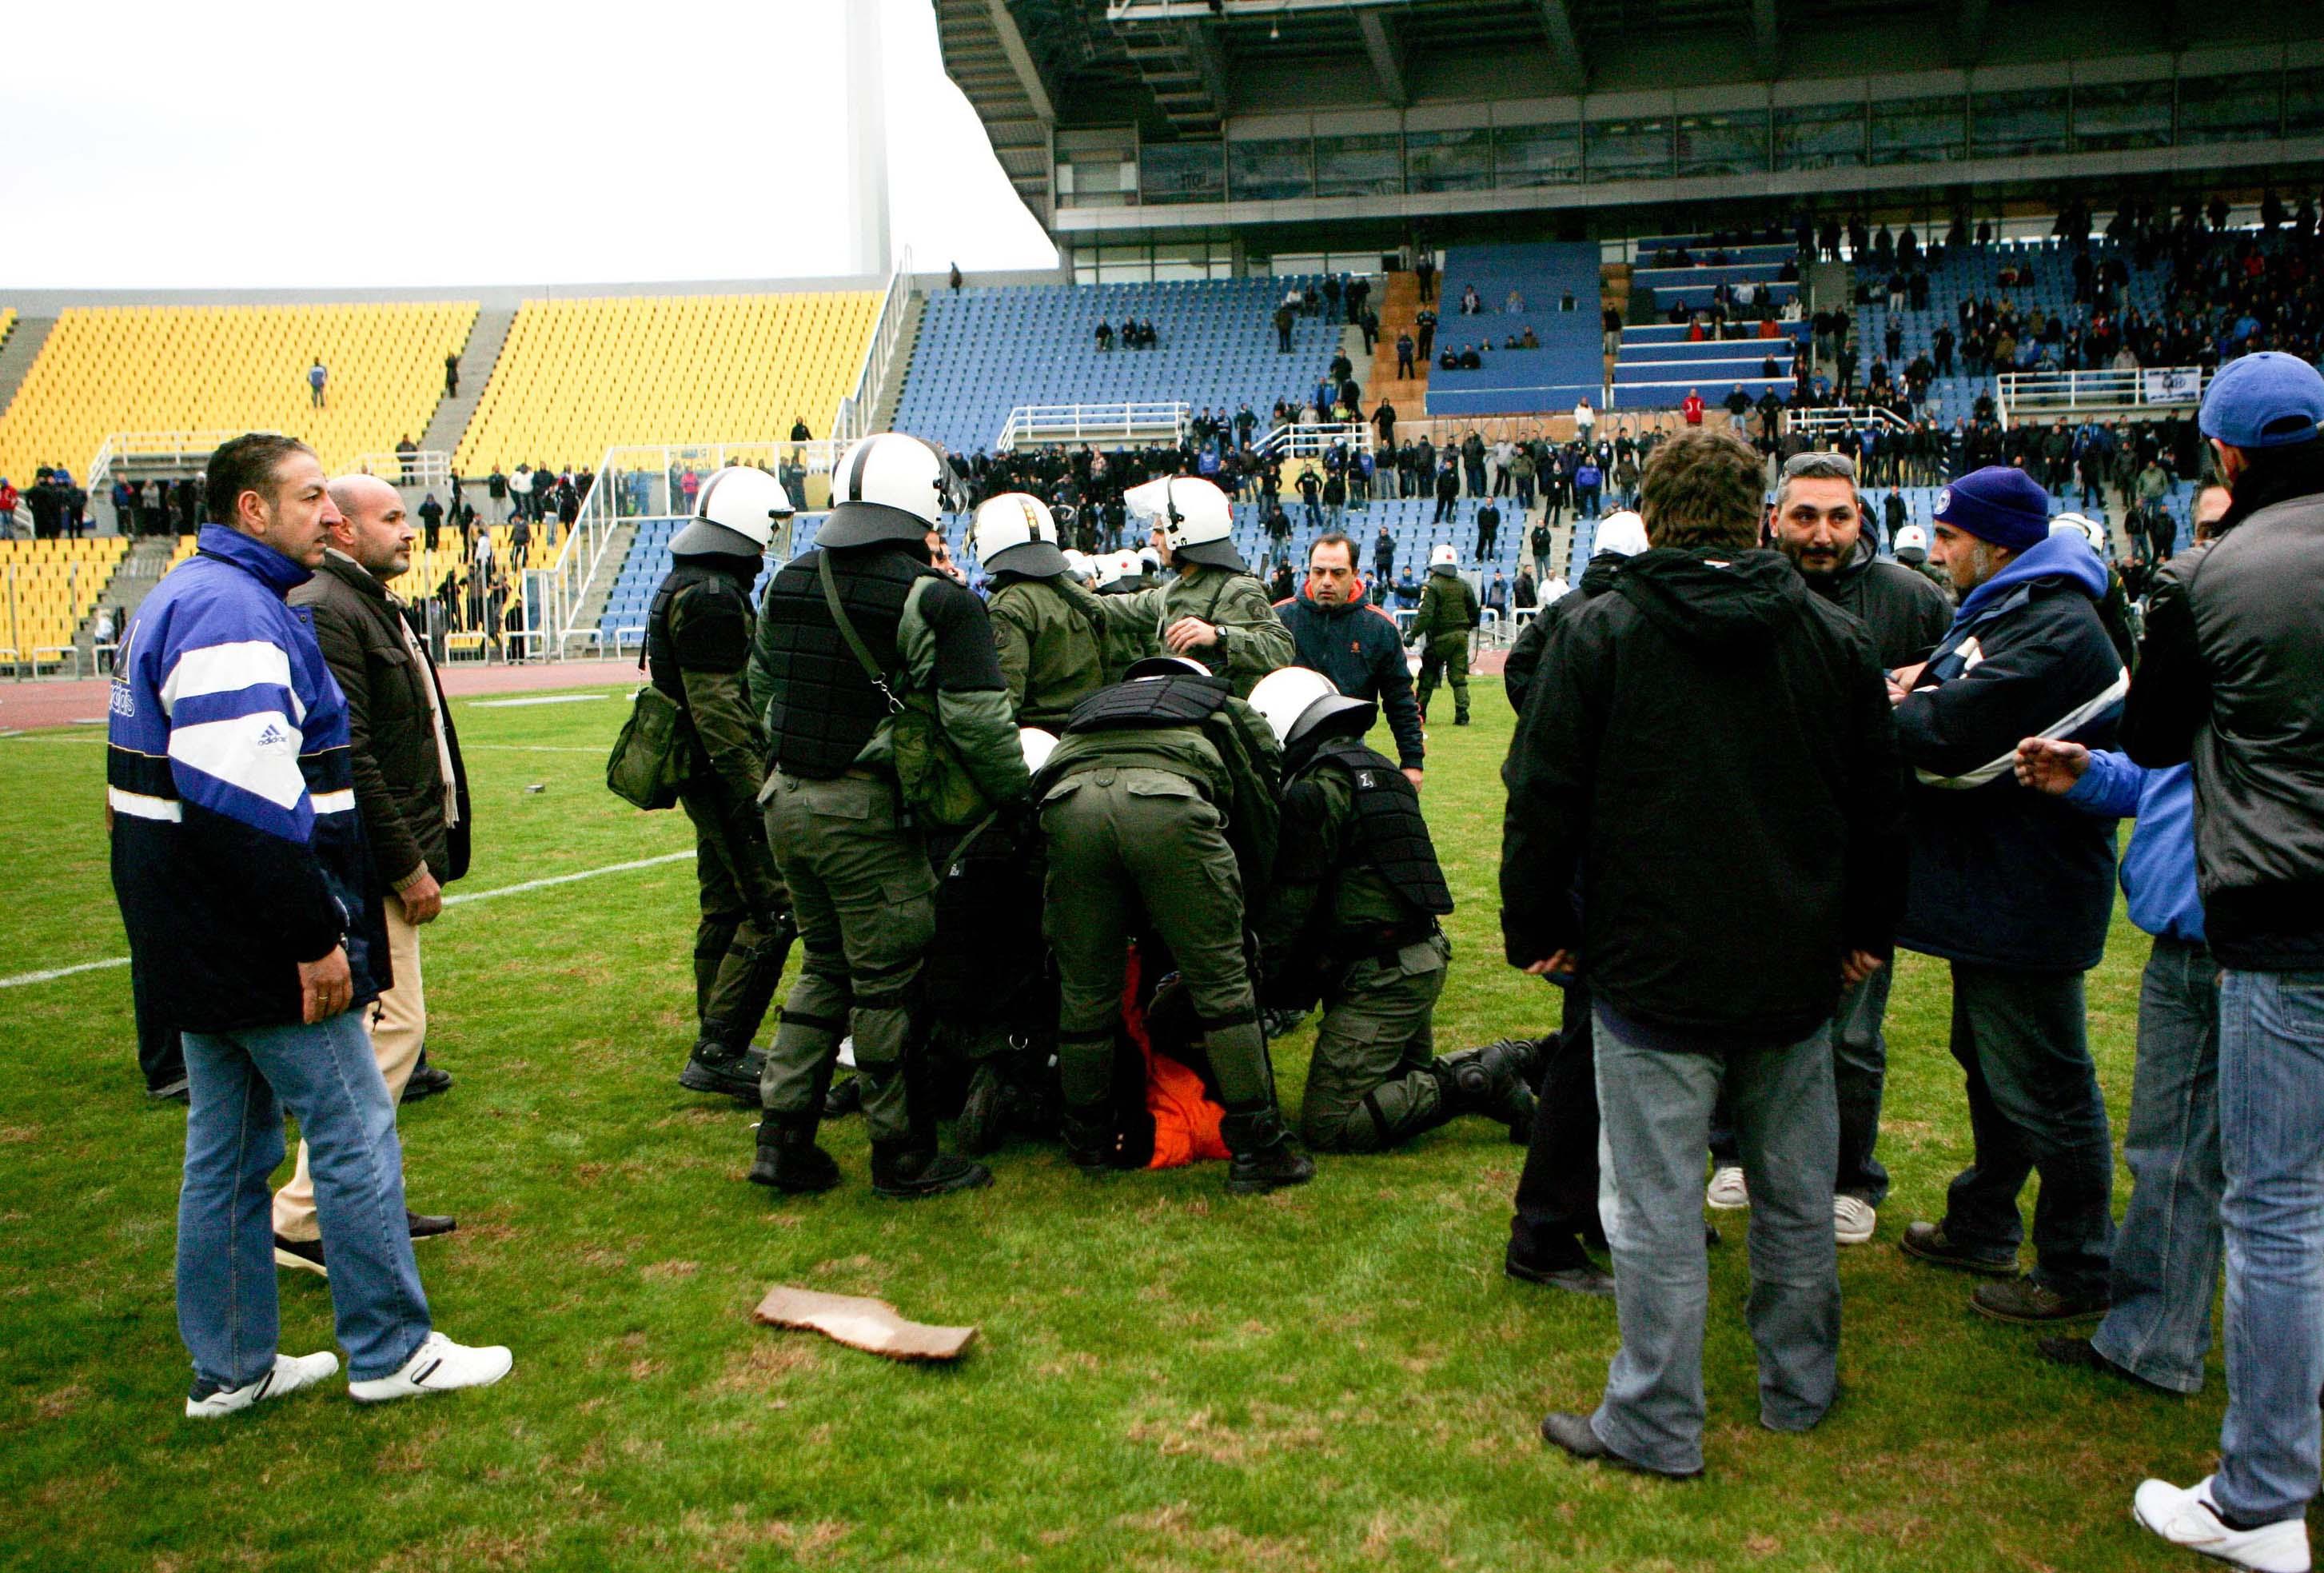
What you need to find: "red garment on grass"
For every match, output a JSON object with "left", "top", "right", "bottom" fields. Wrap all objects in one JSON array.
[{"left": 1120, "top": 946, "right": 1229, "bottom": 1169}]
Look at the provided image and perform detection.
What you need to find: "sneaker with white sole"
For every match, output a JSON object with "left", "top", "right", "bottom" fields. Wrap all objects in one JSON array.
[
  {"left": 1705, "top": 1165, "right": 1750, "bottom": 1210},
  {"left": 2134, "top": 1476, "right": 2311, "bottom": 1573},
  {"left": 185, "top": 1351, "right": 339, "bottom": 1419},
  {"left": 347, "top": 1331, "right": 512, "bottom": 1403},
  {"left": 1834, "top": 1194, "right": 1877, "bottom": 1245}
]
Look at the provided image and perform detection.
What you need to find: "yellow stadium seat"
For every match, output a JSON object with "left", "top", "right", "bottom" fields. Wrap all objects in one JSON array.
[{"left": 0, "top": 535, "right": 132, "bottom": 659}]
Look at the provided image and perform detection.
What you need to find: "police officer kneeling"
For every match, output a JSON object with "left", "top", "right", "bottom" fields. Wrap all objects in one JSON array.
[
  {"left": 1038, "top": 655, "right": 1313, "bottom": 1193},
  {"left": 650, "top": 465, "right": 798, "bottom": 1101},
  {"left": 748, "top": 433, "right": 1031, "bottom": 1199},
  {"left": 1248, "top": 668, "right": 1536, "bottom": 1152}
]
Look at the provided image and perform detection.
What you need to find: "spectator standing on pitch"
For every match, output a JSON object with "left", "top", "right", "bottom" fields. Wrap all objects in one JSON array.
[
  {"left": 1274, "top": 533, "right": 1424, "bottom": 785},
  {"left": 1706, "top": 453, "right": 1951, "bottom": 1243},
  {"left": 1892, "top": 466, "right": 2129, "bottom": 1324},
  {"left": 107, "top": 434, "right": 508, "bottom": 1417},
  {"left": 1505, "top": 429, "right": 1903, "bottom": 1477},
  {"left": 2121, "top": 353, "right": 2324, "bottom": 1573},
  {"left": 270, "top": 474, "right": 470, "bottom": 1277}
]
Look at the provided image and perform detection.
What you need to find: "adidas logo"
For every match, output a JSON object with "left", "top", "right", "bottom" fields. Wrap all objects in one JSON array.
[{"left": 253, "top": 721, "right": 293, "bottom": 751}]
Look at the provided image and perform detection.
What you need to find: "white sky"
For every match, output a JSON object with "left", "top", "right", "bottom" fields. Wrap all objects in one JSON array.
[{"left": 1, "top": 0, "right": 1059, "bottom": 289}]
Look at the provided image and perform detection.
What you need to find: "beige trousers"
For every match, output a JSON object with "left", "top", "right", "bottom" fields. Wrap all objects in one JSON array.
[{"left": 272, "top": 899, "right": 425, "bottom": 1241}]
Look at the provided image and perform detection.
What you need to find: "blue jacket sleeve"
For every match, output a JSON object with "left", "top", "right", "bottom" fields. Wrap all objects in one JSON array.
[
  {"left": 2061, "top": 749, "right": 2146, "bottom": 820},
  {"left": 1372, "top": 612, "right": 1425, "bottom": 770}
]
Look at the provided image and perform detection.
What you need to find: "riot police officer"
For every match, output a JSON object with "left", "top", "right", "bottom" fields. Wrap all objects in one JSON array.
[
  {"left": 650, "top": 465, "right": 796, "bottom": 1101},
  {"left": 1102, "top": 476, "right": 1294, "bottom": 697},
  {"left": 1407, "top": 542, "right": 1480, "bottom": 725},
  {"left": 1247, "top": 667, "right": 1537, "bottom": 1152},
  {"left": 1036, "top": 654, "right": 1312, "bottom": 1194},
  {"left": 971, "top": 493, "right": 1110, "bottom": 727},
  {"left": 747, "top": 432, "right": 1031, "bottom": 1200}
]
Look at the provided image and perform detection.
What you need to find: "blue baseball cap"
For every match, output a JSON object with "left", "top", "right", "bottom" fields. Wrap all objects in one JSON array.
[
  {"left": 2199, "top": 351, "right": 2324, "bottom": 450},
  {"left": 1932, "top": 465, "right": 2051, "bottom": 552}
]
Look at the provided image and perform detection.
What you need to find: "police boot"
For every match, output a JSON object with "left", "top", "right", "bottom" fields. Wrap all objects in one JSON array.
[
  {"left": 1222, "top": 1104, "right": 1316, "bottom": 1196},
  {"left": 868, "top": 1140, "right": 993, "bottom": 1200},
  {"left": 1433, "top": 1038, "right": 1541, "bottom": 1128},
  {"left": 749, "top": 1114, "right": 840, "bottom": 1194},
  {"left": 955, "top": 1060, "right": 1020, "bottom": 1158},
  {"left": 679, "top": 1027, "right": 763, "bottom": 1104},
  {"left": 1060, "top": 1101, "right": 1114, "bottom": 1176}
]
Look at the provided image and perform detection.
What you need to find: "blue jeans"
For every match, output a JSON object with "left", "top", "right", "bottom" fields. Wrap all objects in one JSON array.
[
  {"left": 1940, "top": 964, "right": 2115, "bottom": 1299},
  {"left": 1709, "top": 964, "right": 1893, "bottom": 1204},
  {"left": 2213, "top": 968, "right": 2324, "bottom": 1526},
  {"left": 179, "top": 1013, "right": 431, "bottom": 1388},
  {"left": 2092, "top": 936, "right": 2221, "bottom": 1393},
  {"left": 1590, "top": 1009, "right": 1840, "bottom": 1475}
]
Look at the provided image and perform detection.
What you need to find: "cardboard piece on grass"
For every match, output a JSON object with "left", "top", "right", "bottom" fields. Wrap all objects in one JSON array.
[{"left": 752, "top": 1287, "right": 978, "bottom": 1363}]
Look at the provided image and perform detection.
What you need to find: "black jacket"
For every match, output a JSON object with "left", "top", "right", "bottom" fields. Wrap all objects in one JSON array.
[
  {"left": 1274, "top": 583, "right": 1425, "bottom": 770},
  {"left": 1893, "top": 533, "right": 2127, "bottom": 972},
  {"left": 289, "top": 551, "right": 471, "bottom": 892},
  {"left": 1811, "top": 537, "right": 1952, "bottom": 669},
  {"left": 1501, "top": 548, "right": 1904, "bottom": 1045},
  {"left": 1503, "top": 549, "right": 1621, "bottom": 713},
  {"left": 2125, "top": 452, "right": 2324, "bottom": 969}
]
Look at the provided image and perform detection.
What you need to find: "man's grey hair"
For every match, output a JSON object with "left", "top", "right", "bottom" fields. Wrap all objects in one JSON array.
[{"left": 1774, "top": 449, "right": 1864, "bottom": 516}]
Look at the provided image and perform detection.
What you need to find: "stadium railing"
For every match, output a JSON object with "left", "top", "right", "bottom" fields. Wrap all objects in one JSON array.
[
  {"left": 86, "top": 431, "right": 245, "bottom": 501},
  {"left": 1252, "top": 420, "right": 1374, "bottom": 459},
  {"left": 995, "top": 403, "right": 1191, "bottom": 451},
  {"left": 350, "top": 449, "right": 453, "bottom": 489},
  {"left": 832, "top": 249, "right": 915, "bottom": 445},
  {"left": 1787, "top": 406, "right": 1915, "bottom": 440},
  {"left": 1996, "top": 367, "right": 2209, "bottom": 424}
]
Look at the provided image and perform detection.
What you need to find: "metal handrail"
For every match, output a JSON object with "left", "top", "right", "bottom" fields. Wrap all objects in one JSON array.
[
  {"left": 1996, "top": 366, "right": 2207, "bottom": 424},
  {"left": 995, "top": 402, "right": 1191, "bottom": 450},
  {"left": 832, "top": 247, "right": 915, "bottom": 445},
  {"left": 85, "top": 430, "right": 244, "bottom": 503},
  {"left": 1253, "top": 420, "right": 1375, "bottom": 458},
  {"left": 1787, "top": 405, "right": 1915, "bottom": 439},
  {"left": 352, "top": 449, "right": 453, "bottom": 489}
]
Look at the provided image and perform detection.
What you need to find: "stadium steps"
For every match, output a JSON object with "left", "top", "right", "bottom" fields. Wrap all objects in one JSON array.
[
  {"left": 83, "top": 535, "right": 181, "bottom": 645},
  {"left": 1366, "top": 271, "right": 1428, "bottom": 423},
  {"left": 1806, "top": 259, "right": 1852, "bottom": 374},
  {"left": 569, "top": 520, "right": 636, "bottom": 648},
  {"left": 0, "top": 316, "right": 56, "bottom": 427},
  {"left": 421, "top": 306, "right": 517, "bottom": 460},
  {"left": 869, "top": 293, "right": 925, "bottom": 437}
]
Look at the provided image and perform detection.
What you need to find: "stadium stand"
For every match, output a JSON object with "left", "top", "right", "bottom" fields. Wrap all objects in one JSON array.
[
  {"left": 1613, "top": 320, "right": 1807, "bottom": 409},
  {"left": 891, "top": 278, "right": 1343, "bottom": 457},
  {"left": 0, "top": 303, "right": 478, "bottom": 483},
  {"left": 452, "top": 293, "right": 882, "bottom": 477},
  {"left": 1424, "top": 244, "right": 1604, "bottom": 417},
  {"left": 0, "top": 309, "right": 16, "bottom": 354},
  {"left": 0, "top": 535, "right": 131, "bottom": 664}
]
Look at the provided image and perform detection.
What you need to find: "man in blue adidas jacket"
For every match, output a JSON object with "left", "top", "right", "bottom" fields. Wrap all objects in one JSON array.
[
  {"left": 109, "top": 433, "right": 508, "bottom": 1418},
  {"left": 1889, "top": 465, "right": 2130, "bottom": 1326}
]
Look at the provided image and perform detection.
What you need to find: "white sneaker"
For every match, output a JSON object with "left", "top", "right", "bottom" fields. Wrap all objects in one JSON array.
[
  {"left": 347, "top": 1331, "right": 512, "bottom": 1404},
  {"left": 2134, "top": 1476, "right": 2311, "bottom": 1573},
  {"left": 1705, "top": 1166, "right": 1749, "bottom": 1210},
  {"left": 185, "top": 1351, "right": 339, "bottom": 1419},
  {"left": 1834, "top": 1194, "right": 1878, "bottom": 1246}
]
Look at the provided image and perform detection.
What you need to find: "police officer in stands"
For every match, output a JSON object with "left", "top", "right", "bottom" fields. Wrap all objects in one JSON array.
[
  {"left": 972, "top": 493, "right": 1111, "bottom": 728},
  {"left": 651, "top": 465, "right": 797, "bottom": 1102},
  {"left": 1247, "top": 668, "right": 1537, "bottom": 1152},
  {"left": 747, "top": 433, "right": 1031, "bottom": 1200},
  {"left": 1103, "top": 476, "right": 1294, "bottom": 697},
  {"left": 1036, "top": 654, "right": 1312, "bottom": 1194}
]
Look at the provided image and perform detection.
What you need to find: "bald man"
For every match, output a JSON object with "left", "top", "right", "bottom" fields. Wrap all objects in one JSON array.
[{"left": 271, "top": 474, "right": 472, "bottom": 1276}]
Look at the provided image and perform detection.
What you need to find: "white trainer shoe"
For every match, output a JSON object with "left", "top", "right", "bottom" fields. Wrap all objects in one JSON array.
[
  {"left": 185, "top": 1351, "right": 339, "bottom": 1419},
  {"left": 348, "top": 1331, "right": 513, "bottom": 1404},
  {"left": 1834, "top": 1194, "right": 1878, "bottom": 1246},
  {"left": 1705, "top": 1165, "right": 1750, "bottom": 1210},
  {"left": 2134, "top": 1476, "right": 2311, "bottom": 1573}
]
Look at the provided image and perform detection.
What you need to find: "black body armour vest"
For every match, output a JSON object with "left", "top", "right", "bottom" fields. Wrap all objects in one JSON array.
[
  {"left": 756, "top": 546, "right": 931, "bottom": 779},
  {"left": 645, "top": 557, "right": 755, "bottom": 709},
  {"left": 1062, "top": 672, "right": 1230, "bottom": 733},
  {"left": 1306, "top": 739, "right": 1455, "bottom": 917}
]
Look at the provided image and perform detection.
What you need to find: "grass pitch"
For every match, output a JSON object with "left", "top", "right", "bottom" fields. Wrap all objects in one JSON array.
[{"left": 0, "top": 678, "right": 2227, "bottom": 1571}]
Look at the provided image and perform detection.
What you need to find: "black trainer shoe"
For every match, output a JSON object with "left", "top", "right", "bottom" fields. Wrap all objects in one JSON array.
[
  {"left": 1899, "top": 1220, "right": 2018, "bottom": 1276},
  {"left": 406, "top": 1211, "right": 457, "bottom": 1240},
  {"left": 679, "top": 1042, "right": 761, "bottom": 1103},
  {"left": 273, "top": 1234, "right": 328, "bottom": 1277},
  {"left": 2035, "top": 1335, "right": 2175, "bottom": 1392},
  {"left": 1539, "top": 1412, "right": 1699, "bottom": 1479},
  {"left": 750, "top": 1119, "right": 842, "bottom": 1194},
  {"left": 1973, "top": 1275, "right": 2109, "bottom": 1326},
  {"left": 1505, "top": 1252, "right": 1616, "bottom": 1298},
  {"left": 869, "top": 1142, "right": 992, "bottom": 1200},
  {"left": 401, "top": 1056, "right": 452, "bottom": 1103}
]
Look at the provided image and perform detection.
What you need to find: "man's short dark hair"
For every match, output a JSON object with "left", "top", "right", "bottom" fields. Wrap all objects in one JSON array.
[
  {"left": 205, "top": 433, "right": 313, "bottom": 525},
  {"left": 1640, "top": 429, "right": 1764, "bottom": 553},
  {"left": 1308, "top": 532, "right": 1355, "bottom": 565}
]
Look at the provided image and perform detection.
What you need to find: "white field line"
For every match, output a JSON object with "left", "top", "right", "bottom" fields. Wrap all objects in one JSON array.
[{"left": 0, "top": 849, "right": 695, "bottom": 990}]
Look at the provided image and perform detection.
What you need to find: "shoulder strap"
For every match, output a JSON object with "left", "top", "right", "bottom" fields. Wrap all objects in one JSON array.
[{"left": 816, "top": 549, "right": 903, "bottom": 715}]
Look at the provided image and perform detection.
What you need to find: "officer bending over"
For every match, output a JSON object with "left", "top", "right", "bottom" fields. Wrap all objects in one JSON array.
[
  {"left": 1248, "top": 668, "right": 1537, "bottom": 1152},
  {"left": 652, "top": 466, "right": 797, "bottom": 1101},
  {"left": 747, "top": 433, "right": 1030, "bottom": 1199}
]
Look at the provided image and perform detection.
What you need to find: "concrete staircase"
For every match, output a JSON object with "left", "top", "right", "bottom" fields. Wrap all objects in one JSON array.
[
  {"left": 73, "top": 535, "right": 181, "bottom": 669},
  {"left": 421, "top": 306, "right": 517, "bottom": 462},
  {"left": 0, "top": 315, "right": 55, "bottom": 423},
  {"left": 1366, "top": 271, "right": 1429, "bottom": 424},
  {"left": 567, "top": 521, "right": 637, "bottom": 649},
  {"left": 1808, "top": 260, "right": 1853, "bottom": 376},
  {"left": 866, "top": 293, "right": 924, "bottom": 437}
]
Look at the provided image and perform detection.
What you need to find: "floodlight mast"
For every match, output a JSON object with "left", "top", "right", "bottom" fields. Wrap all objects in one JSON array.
[{"left": 844, "top": 0, "right": 893, "bottom": 277}]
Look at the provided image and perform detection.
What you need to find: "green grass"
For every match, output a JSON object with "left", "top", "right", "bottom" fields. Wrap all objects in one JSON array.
[{"left": 0, "top": 679, "right": 2230, "bottom": 1571}]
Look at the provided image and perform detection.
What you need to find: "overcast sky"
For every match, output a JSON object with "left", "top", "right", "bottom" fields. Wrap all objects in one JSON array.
[{"left": 2, "top": 0, "right": 1060, "bottom": 290}]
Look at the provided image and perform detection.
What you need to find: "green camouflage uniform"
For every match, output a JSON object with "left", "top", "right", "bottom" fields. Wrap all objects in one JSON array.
[
  {"left": 987, "top": 571, "right": 1113, "bottom": 726},
  {"left": 1408, "top": 570, "right": 1479, "bottom": 722},
  {"left": 1100, "top": 563, "right": 1295, "bottom": 697}
]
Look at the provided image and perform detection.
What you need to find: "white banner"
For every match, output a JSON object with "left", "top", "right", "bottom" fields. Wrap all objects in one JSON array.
[{"left": 2143, "top": 368, "right": 2202, "bottom": 404}]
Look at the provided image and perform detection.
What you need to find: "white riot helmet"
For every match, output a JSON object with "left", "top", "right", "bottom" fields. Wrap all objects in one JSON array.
[
  {"left": 2051, "top": 513, "right": 2105, "bottom": 553},
  {"left": 1894, "top": 524, "right": 1929, "bottom": 555},
  {"left": 1138, "top": 545, "right": 1163, "bottom": 573},
  {"left": 1128, "top": 476, "right": 1245, "bottom": 573},
  {"left": 1062, "top": 549, "right": 1094, "bottom": 585},
  {"left": 971, "top": 493, "right": 1069, "bottom": 577},
  {"left": 669, "top": 465, "right": 795, "bottom": 556},
  {"left": 1019, "top": 727, "right": 1059, "bottom": 776},
  {"left": 1122, "top": 653, "right": 1211, "bottom": 681},
  {"left": 819, "top": 431, "right": 959, "bottom": 549},
  {"left": 1427, "top": 542, "right": 1459, "bottom": 573},
  {"left": 1097, "top": 549, "right": 1139, "bottom": 588},
  {"left": 1247, "top": 665, "right": 1376, "bottom": 751},
  {"left": 1594, "top": 510, "right": 1650, "bottom": 558}
]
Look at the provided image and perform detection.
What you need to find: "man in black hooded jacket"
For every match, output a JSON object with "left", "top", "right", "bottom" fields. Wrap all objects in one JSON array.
[{"left": 1504, "top": 428, "right": 1905, "bottom": 1481}]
